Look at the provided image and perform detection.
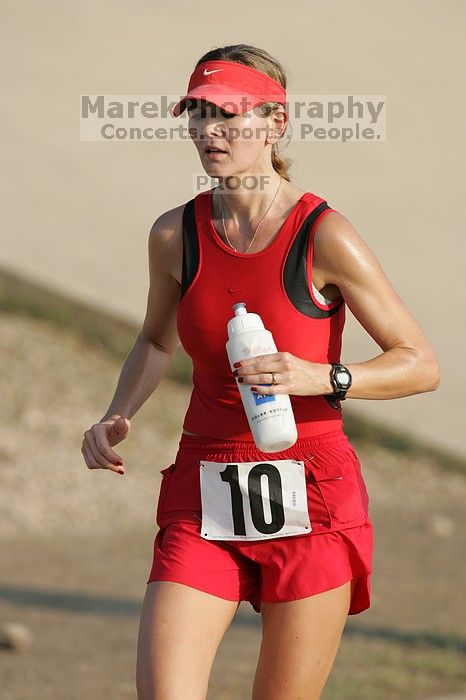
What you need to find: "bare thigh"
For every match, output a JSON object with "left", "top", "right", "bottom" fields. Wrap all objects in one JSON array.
[
  {"left": 136, "top": 580, "right": 239, "bottom": 700},
  {"left": 252, "top": 579, "right": 355, "bottom": 700}
]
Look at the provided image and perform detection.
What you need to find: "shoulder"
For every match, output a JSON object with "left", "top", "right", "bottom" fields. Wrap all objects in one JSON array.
[
  {"left": 312, "top": 207, "right": 386, "bottom": 291},
  {"left": 148, "top": 202, "right": 188, "bottom": 283},
  {"left": 149, "top": 202, "right": 186, "bottom": 243},
  {"left": 313, "top": 209, "right": 386, "bottom": 296}
]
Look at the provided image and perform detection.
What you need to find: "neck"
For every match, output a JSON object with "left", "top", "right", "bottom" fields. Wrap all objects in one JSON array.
[{"left": 213, "top": 173, "right": 284, "bottom": 226}]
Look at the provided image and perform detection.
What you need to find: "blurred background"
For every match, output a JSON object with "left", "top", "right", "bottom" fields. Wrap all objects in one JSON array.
[{"left": 1, "top": 1, "right": 465, "bottom": 698}]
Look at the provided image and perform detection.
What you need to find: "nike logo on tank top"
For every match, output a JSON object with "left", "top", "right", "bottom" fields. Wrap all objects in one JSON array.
[{"left": 176, "top": 188, "right": 346, "bottom": 440}]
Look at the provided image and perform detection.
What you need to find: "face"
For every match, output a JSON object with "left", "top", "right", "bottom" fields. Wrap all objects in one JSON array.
[{"left": 186, "top": 99, "right": 286, "bottom": 182}]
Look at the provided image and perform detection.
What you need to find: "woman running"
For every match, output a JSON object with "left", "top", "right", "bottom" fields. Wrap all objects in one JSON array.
[{"left": 81, "top": 44, "right": 440, "bottom": 700}]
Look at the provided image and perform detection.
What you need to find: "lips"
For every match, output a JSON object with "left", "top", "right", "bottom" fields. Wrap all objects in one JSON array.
[{"left": 205, "top": 146, "right": 227, "bottom": 154}]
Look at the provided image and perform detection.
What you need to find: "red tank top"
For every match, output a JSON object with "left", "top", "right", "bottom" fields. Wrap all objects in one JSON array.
[{"left": 176, "top": 188, "right": 345, "bottom": 440}]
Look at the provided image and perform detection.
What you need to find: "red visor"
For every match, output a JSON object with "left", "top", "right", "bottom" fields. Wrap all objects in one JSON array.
[{"left": 172, "top": 60, "right": 287, "bottom": 117}]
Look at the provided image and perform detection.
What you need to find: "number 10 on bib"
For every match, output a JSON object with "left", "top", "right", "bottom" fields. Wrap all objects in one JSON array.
[{"left": 199, "top": 459, "right": 312, "bottom": 541}]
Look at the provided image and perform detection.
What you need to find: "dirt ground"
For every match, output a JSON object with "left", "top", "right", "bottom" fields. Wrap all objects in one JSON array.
[{"left": 1, "top": 501, "right": 465, "bottom": 699}]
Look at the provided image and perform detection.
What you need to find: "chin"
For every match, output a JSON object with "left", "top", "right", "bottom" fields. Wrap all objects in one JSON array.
[
  {"left": 202, "top": 164, "right": 233, "bottom": 177},
  {"left": 201, "top": 168, "right": 226, "bottom": 181}
]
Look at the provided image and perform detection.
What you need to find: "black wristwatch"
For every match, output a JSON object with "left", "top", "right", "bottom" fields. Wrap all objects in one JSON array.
[{"left": 324, "top": 363, "right": 352, "bottom": 410}]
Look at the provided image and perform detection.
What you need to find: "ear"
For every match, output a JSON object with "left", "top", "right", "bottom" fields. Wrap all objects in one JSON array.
[
  {"left": 275, "top": 104, "right": 288, "bottom": 131},
  {"left": 267, "top": 104, "right": 288, "bottom": 141}
]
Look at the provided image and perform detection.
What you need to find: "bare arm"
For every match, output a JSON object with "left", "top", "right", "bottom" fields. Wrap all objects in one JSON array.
[
  {"left": 312, "top": 211, "right": 441, "bottom": 400},
  {"left": 99, "top": 206, "right": 183, "bottom": 422}
]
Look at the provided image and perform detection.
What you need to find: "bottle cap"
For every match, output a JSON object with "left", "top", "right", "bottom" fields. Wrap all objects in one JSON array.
[{"left": 227, "top": 302, "right": 264, "bottom": 338}]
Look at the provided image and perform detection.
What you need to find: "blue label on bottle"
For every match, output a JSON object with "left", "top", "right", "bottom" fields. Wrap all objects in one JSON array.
[{"left": 252, "top": 385, "right": 276, "bottom": 405}]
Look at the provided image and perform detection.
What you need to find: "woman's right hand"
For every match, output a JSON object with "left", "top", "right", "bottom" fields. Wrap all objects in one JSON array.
[{"left": 81, "top": 414, "right": 131, "bottom": 475}]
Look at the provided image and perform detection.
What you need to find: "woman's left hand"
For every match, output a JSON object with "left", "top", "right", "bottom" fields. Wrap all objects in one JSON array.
[{"left": 232, "top": 352, "right": 332, "bottom": 397}]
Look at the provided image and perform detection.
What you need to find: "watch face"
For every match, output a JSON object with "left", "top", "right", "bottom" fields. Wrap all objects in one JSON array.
[{"left": 336, "top": 369, "right": 350, "bottom": 387}]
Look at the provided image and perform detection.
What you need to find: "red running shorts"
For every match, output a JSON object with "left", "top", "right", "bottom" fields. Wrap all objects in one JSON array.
[{"left": 147, "top": 428, "right": 373, "bottom": 615}]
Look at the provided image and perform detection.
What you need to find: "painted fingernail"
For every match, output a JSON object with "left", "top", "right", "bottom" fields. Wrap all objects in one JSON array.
[
  {"left": 233, "top": 361, "right": 241, "bottom": 368},
  {"left": 118, "top": 469, "right": 124, "bottom": 475},
  {"left": 238, "top": 377, "right": 244, "bottom": 383},
  {"left": 251, "top": 387, "right": 258, "bottom": 391},
  {"left": 115, "top": 461, "right": 123, "bottom": 466},
  {"left": 232, "top": 369, "right": 239, "bottom": 376}
]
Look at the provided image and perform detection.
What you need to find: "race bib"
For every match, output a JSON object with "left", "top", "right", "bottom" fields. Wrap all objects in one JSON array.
[{"left": 199, "top": 458, "right": 312, "bottom": 541}]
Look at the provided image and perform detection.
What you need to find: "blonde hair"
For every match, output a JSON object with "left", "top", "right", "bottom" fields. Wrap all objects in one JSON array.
[{"left": 195, "top": 44, "right": 292, "bottom": 182}]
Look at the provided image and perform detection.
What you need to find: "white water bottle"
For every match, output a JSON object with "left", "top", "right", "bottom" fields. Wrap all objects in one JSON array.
[{"left": 226, "top": 302, "right": 298, "bottom": 452}]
